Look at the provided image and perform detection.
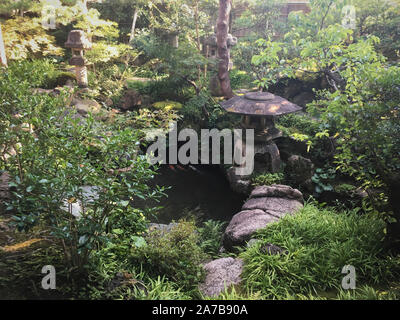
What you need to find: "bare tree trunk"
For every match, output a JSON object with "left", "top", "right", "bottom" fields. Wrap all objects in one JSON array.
[
  {"left": 194, "top": 0, "right": 202, "bottom": 83},
  {"left": 0, "top": 24, "right": 7, "bottom": 67},
  {"left": 217, "top": 0, "right": 233, "bottom": 99},
  {"left": 129, "top": 8, "right": 139, "bottom": 43}
]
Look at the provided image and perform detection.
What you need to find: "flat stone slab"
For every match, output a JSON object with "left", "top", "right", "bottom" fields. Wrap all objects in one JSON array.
[
  {"left": 242, "top": 197, "right": 303, "bottom": 218},
  {"left": 250, "top": 184, "right": 303, "bottom": 202},
  {"left": 223, "top": 210, "right": 278, "bottom": 250},
  {"left": 199, "top": 257, "right": 243, "bottom": 297}
]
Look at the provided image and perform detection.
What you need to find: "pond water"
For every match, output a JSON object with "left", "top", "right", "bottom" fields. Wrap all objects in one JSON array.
[{"left": 136, "top": 164, "right": 247, "bottom": 224}]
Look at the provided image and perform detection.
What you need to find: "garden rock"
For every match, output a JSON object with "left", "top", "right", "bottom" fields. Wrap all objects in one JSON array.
[
  {"left": 199, "top": 257, "right": 243, "bottom": 297},
  {"left": 242, "top": 196, "right": 303, "bottom": 217},
  {"left": 284, "top": 155, "right": 314, "bottom": 193},
  {"left": 223, "top": 210, "right": 278, "bottom": 250},
  {"left": 223, "top": 185, "right": 303, "bottom": 250},
  {"left": 292, "top": 91, "right": 315, "bottom": 109},
  {"left": 249, "top": 184, "right": 303, "bottom": 202},
  {"left": 71, "top": 98, "right": 101, "bottom": 116},
  {"left": 225, "top": 166, "right": 252, "bottom": 195},
  {"left": 120, "top": 89, "right": 142, "bottom": 111},
  {"left": 275, "top": 136, "right": 308, "bottom": 161}
]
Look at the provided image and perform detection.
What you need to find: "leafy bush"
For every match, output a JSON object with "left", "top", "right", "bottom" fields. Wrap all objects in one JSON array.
[
  {"left": 3, "top": 59, "right": 74, "bottom": 89},
  {"left": 2, "top": 17, "right": 63, "bottom": 61},
  {"left": 240, "top": 204, "right": 399, "bottom": 299},
  {"left": 0, "top": 61, "right": 163, "bottom": 272},
  {"left": 198, "top": 220, "right": 226, "bottom": 258},
  {"left": 87, "top": 254, "right": 191, "bottom": 300},
  {"left": 312, "top": 167, "right": 336, "bottom": 195},
  {"left": 129, "top": 221, "right": 207, "bottom": 292},
  {"left": 251, "top": 172, "right": 284, "bottom": 187},
  {"left": 276, "top": 113, "right": 320, "bottom": 138},
  {"left": 230, "top": 68, "right": 254, "bottom": 90}
]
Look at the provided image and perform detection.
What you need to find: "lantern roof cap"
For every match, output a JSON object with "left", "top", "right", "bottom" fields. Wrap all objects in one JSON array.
[
  {"left": 65, "top": 30, "right": 92, "bottom": 49},
  {"left": 221, "top": 92, "right": 302, "bottom": 117}
]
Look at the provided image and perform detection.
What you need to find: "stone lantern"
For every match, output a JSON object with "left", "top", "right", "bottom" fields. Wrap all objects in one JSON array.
[
  {"left": 203, "top": 33, "right": 237, "bottom": 69},
  {"left": 65, "top": 30, "right": 92, "bottom": 88},
  {"left": 221, "top": 92, "right": 302, "bottom": 173},
  {"left": 155, "top": 28, "right": 180, "bottom": 48}
]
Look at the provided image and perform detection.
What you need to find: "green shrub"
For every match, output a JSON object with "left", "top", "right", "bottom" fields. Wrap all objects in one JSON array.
[
  {"left": 0, "top": 61, "right": 164, "bottom": 272},
  {"left": 180, "top": 93, "right": 208, "bottom": 123},
  {"left": 5, "top": 59, "right": 73, "bottom": 89},
  {"left": 240, "top": 204, "right": 399, "bottom": 299},
  {"left": 87, "top": 254, "right": 191, "bottom": 300},
  {"left": 251, "top": 172, "right": 284, "bottom": 187},
  {"left": 230, "top": 68, "right": 254, "bottom": 90},
  {"left": 276, "top": 113, "right": 320, "bottom": 137},
  {"left": 130, "top": 221, "right": 207, "bottom": 292},
  {"left": 2, "top": 17, "right": 63, "bottom": 61},
  {"left": 198, "top": 220, "right": 226, "bottom": 258},
  {"left": 45, "top": 71, "right": 76, "bottom": 88}
]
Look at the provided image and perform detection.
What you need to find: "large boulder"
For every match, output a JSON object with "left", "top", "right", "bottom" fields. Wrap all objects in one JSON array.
[
  {"left": 242, "top": 196, "right": 302, "bottom": 218},
  {"left": 223, "top": 210, "right": 278, "bottom": 249},
  {"left": 223, "top": 185, "right": 303, "bottom": 250},
  {"left": 199, "top": 257, "right": 243, "bottom": 297}
]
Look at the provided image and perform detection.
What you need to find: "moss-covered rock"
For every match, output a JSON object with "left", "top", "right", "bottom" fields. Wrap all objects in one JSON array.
[{"left": 152, "top": 100, "right": 183, "bottom": 111}]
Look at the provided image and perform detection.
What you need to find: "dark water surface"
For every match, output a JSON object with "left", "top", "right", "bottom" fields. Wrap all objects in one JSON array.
[{"left": 136, "top": 164, "right": 247, "bottom": 224}]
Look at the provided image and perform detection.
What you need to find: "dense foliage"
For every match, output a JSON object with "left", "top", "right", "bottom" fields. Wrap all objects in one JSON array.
[
  {"left": 0, "top": 0, "right": 399, "bottom": 301},
  {"left": 0, "top": 61, "right": 164, "bottom": 272}
]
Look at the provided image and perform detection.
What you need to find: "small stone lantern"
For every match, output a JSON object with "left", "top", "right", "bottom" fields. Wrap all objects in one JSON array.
[
  {"left": 221, "top": 92, "right": 302, "bottom": 173},
  {"left": 65, "top": 30, "right": 92, "bottom": 88},
  {"left": 155, "top": 28, "right": 180, "bottom": 48},
  {"left": 203, "top": 33, "right": 237, "bottom": 69}
]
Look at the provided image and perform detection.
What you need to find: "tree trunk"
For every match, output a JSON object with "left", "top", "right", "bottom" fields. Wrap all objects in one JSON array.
[
  {"left": 129, "top": 8, "right": 139, "bottom": 43},
  {"left": 0, "top": 24, "right": 7, "bottom": 68},
  {"left": 194, "top": 0, "right": 202, "bottom": 84},
  {"left": 216, "top": 0, "right": 234, "bottom": 99}
]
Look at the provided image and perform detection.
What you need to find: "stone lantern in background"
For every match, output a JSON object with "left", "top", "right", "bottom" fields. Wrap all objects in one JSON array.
[
  {"left": 203, "top": 33, "right": 237, "bottom": 96},
  {"left": 65, "top": 30, "right": 92, "bottom": 88},
  {"left": 154, "top": 28, "right": 180, "bottom": 48}
]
